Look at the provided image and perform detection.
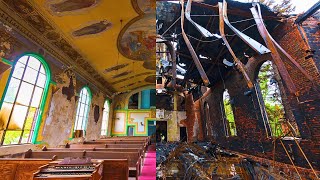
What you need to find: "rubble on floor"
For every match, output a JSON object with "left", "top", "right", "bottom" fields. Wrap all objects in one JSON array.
[{"left": 156, "top": 142, "right": 305, "bottom": 179}]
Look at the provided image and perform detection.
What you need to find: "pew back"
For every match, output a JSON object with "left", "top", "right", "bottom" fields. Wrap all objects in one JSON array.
[
  {"left": 0, "top": 159, "right": 51, "bottom": 180},
  {"left": 84, "top": 141, "right": 145, "bottom": 145}
]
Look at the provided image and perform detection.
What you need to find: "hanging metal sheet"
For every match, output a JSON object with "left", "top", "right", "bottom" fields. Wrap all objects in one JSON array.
[
  {"left": 255, "top": 4, "right": 313, "bottom": 82},
  {"left": 218, "top": 2, "right": 253, "bottom": 89},
  {"left": 222, "top": 0, "right": 270, "bottom": 55},
  {"left": 250, "top": 4, "right": 298, "bottom": 95},
  {"left": 180, "top": 0, "right": 210, "bottom": 86}
]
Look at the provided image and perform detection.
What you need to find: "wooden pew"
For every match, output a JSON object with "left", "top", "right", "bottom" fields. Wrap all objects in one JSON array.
[
  {"left": 69, "top": 143, "right": 144, "bottom": 149},
  {"left": 24, "top": 150, "right": 141, "bottom": 179},
  {"left": 42, "top": 147, "right": 143, "bottom": 162},
  {"left": 105, "top": 144, "right": 147, "bottom": 153},
  {"left": 102, "top": 159, "right": 129, "bottom": 180},
  {"left": 66, "top": 143, "right": 146, "bottom": 165},
  {"left": 24, "top": 150, "right": 85, "bottom": 160},
  {"left": 0, "top": 159, "right": 51, "bottom": 180},
  {"left": 85, "top": 151, "right": 141, "bottom": 179},
  {"left": 85, "top": 141, "right": 146, "bottom": 145},
  {"left": 0, "top": 158, "right": 129, "bottom": 180},
  {"left": 43, "top": 147, "right": 141, "bottom": 153},
  {"left": 102, "top": 136, "right": 150, "bottom": 144}
]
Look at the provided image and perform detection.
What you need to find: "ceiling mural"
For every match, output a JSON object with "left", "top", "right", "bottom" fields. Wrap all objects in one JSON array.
[
  {"left": 0, "top": 23, "right": 27, "bottom": 60},
  {"left": 72, "top": 20, "right": 112, "bottom": 37},
  {"left": 112, "top": 71, "right": 133, "bottom": 79},
  {"left": 112, "top": 72, "right": 153, "bottom": 84},
  {"left": 2, "top": 0, "right": 113, "bottom": 91},
  {"left": 47, "top": 0, "right": 99, "bottom": 15},
  {"left": 103, "top": 63, "right": 129, "bottom": 73},
  {"left": 117, "top": 0, "right": 156, "bottom": 62},
  {"left": 143, "top": 60, "right": 156, "bottom": 70},
  {"left": 2, "top": 0, "right": 155, "bottom": 93}
]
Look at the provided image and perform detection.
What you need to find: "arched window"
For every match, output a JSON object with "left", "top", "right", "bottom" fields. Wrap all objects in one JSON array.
[
  {"left": 74, "top": 87, "right": 91, "bottom": 133},
  {"left": 0, "top": 54, "right": 50, "bottom": 145},
  {"left": 223, "top": 89, "right": 237, "bottom": 136},
  {"left": 101, "top": 100, "right": 110, "bottom": 135},
  {"left": 128, "top": 92, "right": 139, "bottom": 109},
  {"left": 203, "top": 102, "right": 210, "bottom": 137},
  {"left": 257, "top": 61, "right": 285, "bottom": 137},
  {"left": 128, "top": 89, "right": 156, "bottom": 109}
]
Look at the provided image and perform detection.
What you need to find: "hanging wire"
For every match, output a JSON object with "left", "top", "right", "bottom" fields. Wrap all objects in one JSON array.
[
  {"left": 218, "top": 65, "right": 226, "bottom": 90},
  {"left": 230, "top": 17, "right": 256, "bottom": 24},
  {"left": 225, "top": 24, "right": 257, "bottom": 36},
  {"left": 163, "top": 23, "right": 257, "bottom": 43},
  {"left": 161, "top": 17, "right": 181, "bottom": 36},
  {"left": 187, "top": 34, "right": 221, "bottom": 43}
]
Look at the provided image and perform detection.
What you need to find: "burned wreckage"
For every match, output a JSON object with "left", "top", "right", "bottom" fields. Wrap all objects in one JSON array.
[{"left": 156, "top": 0, "right": 320, "bottom": 179}]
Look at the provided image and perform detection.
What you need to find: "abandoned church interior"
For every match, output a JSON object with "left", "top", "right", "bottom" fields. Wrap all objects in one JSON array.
[{"left": 0, "top": 0, "right": 319, "bottom": 179}]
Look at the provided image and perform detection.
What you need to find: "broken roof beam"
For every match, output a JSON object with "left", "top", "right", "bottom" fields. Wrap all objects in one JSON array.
[
  {"left": 295, "top": 1, "right": 320, "bottom": 24},
  {"left": 180, "top": 0, "right": 211, "bottom": 87},
  {"left": 250, "top": 4, "right": 298, "bottom": 95},
  {"left": 222, "top": 0, "right": 270, "bottom": 55},
  {"left": 160, "top": 37, "right": 177, "bottom": 89},
  {"left": 159, "top": 0, "right": 282, "bottom": 20},
  {"left": 218, "top": 2, "right": 253, "bottom": 89}
]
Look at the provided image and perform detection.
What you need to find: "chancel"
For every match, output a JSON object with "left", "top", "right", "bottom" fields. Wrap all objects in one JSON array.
[{"left": 0, "top": 0, "right": 156, "bottom": 179}]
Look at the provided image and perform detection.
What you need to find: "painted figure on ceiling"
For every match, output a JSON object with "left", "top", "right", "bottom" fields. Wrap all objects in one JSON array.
[
  {"left": 72, "top": 20, "right": 112, "bottom": 37},
  {"left": 49, "top": 0, "right": 98, "bottom": 13}
]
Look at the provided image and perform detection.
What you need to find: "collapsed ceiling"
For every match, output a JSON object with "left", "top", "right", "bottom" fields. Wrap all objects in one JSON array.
[{"left": 156, "top": 0, "right": 283, "bottom": 92}]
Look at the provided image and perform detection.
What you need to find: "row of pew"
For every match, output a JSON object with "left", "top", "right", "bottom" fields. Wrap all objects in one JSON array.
[{"left": 0, "top": 136, "right": 150, "bottom": 180}]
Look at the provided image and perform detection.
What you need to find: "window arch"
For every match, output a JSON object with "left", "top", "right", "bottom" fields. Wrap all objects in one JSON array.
[
  {"left": 223, "top": 89, "right": 237, "bottom": 136},
  {"left": 128, "top": 89, "right": 156, "bottom": 109},
  {"left": 128, "top": 92, "right": 139, "bottom": 109},
  {"left": 203, "top": 102, "right": 210, "bottom": 137},
  {"left": 101, "top": 100, "right": 110, "bottom": 135},
  {"left": 257, "top": 60, "right": 286, "bottom": 137},
  {"left": 74, "top": 87, "right": 91, "bottom": 133},
  {"left": 0, "top": 54, "right": 51, "bottom": 145}
]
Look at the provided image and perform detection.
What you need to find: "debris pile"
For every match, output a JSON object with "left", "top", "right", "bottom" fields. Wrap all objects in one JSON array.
[{"left": 156, "top": 142, "right": 301, "bottom": 179}]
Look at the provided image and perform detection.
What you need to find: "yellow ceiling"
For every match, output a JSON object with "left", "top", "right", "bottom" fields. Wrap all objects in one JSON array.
[{"left": 30, "top": 0, "right": 155, "bottom": 93}]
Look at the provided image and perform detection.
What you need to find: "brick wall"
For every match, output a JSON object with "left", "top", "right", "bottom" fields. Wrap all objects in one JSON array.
[{"left": 190, "top": 19, "right": 320, "bottom": 170}]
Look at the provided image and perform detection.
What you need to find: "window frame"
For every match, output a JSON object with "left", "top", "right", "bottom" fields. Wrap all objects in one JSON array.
[
  {"left": 101, "top": 99, "right": 110, "bottom": 136},
  {"left": 73, "top": 86, "right": 92, "bottom": 134},
  {"left": 0, "top": 53, "right": 51, "bottom": 145},
  {"left": 257, "top": 60, "right": 287, "bottom": 137},
  {"left": 222, "top": 89, "right": 237, "bottom": 137}
]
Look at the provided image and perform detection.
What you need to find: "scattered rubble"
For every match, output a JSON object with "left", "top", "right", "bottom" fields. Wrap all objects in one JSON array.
[{"left": 156, "top": 142, "right": 309, "bottom": 179}]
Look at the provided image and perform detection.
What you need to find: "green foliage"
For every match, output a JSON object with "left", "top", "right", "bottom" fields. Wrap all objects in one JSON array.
[
  {"left": 258, "top": 61, "right": 285, "bottom": 137},
  {"left": 223, "top": 91, "right": 237, "bottom": 136},
  {"left": 254, "top": 0, "right": 296, "bottom": 15},
  {"left": 272, "top": 0, "right": 296, "bottom": 15}
]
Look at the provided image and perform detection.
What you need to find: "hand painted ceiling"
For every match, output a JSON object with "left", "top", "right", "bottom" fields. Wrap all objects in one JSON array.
[{"left": 3, "top": 0, "right": 156, "bottom": 93}]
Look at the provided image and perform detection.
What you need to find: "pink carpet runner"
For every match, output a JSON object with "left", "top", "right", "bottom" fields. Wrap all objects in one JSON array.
[{"left": 139, "top": 144, "right": 156, "bottom": 180}]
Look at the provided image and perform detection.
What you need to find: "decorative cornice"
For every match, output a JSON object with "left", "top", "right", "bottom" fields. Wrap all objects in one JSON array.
[{"left": 0, "top": 0, "right": 115, "bottom": 97}]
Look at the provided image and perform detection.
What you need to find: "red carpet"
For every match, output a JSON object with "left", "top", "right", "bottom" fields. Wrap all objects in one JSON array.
[{"left": 139, "top": 144, "right": 156, "bottom": 180}]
